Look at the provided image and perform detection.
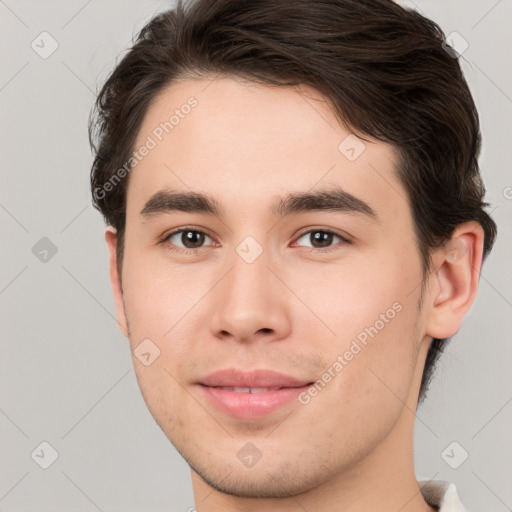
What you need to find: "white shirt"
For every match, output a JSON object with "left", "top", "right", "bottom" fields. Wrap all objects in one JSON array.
[{"left": 419, "top": 480, "right": 467, "bottom": 511}]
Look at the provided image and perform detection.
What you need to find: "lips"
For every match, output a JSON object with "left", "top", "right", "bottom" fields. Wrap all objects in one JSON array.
[
  {"left": 197, "top": 369, "right": 315, "bottom": 419},
  {"left": 216, "top": 387, "right": 281, "bottom": 393},
  {"left": 200, "top": 368, "right": 313, "bottom": 388}
]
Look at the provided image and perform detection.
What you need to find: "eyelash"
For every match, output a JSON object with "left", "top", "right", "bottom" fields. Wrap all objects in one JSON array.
[{"left": 160, "top": 226, "right": 350, "bottom": 255}]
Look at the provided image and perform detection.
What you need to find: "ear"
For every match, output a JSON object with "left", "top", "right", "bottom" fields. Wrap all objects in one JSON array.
[
  {"left": 105, "top": 226, "right": 129, "bottom": 337},
  {"left": 425, "top": 221, "right": 485, "bottom": 339}
]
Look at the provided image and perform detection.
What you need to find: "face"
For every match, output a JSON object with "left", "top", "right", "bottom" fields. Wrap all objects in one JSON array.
[{"left": 111, "top": 76, "right": 433, "bottom": 497}]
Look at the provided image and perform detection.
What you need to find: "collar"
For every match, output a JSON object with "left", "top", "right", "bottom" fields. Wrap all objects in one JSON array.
[{"left": 418, "top": 480, "right": 467, "bottom": 512}]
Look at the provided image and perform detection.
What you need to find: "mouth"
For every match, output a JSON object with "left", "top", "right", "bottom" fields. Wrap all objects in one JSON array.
[
  {"left": 196, "top": 369, "right": 316, "bottom": 419},
  {"left": 211, "top": 387, "right": 283, "bottom": 393}
]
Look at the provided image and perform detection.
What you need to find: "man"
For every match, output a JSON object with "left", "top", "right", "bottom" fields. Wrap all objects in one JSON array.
[{"left": 89, "top": 0, "right": 497, "bottom": 510}]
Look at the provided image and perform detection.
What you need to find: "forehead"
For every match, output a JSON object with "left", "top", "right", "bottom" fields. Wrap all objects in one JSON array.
[{"left": 128, "top": 76, "right": 405, "bottom": 223}]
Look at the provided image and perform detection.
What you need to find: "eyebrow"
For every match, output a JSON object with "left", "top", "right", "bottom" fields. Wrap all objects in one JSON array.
[{"left": 140, "top": 187, "right": 377, "bottom": 221}]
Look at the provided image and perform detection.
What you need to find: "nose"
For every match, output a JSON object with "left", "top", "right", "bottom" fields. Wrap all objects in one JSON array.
[{"left": 209, "top": 249, "right": 292, "bottom": 344}]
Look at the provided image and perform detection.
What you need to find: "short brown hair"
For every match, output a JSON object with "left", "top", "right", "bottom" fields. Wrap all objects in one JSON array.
[{"left": 89, "top": 0, "right": 497, "bottom": 402}]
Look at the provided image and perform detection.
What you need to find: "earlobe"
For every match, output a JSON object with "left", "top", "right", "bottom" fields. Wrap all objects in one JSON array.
[
  {"left": 105, "top": 226, "right": 129, "bottom": 337},
  {"left": 425, "top": 222, "right": 485, "bottom": 339}
]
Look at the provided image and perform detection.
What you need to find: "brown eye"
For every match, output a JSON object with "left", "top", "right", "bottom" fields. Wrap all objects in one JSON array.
[
  {"left": 310, "top": 231, "right": 335, "bottom": 248},
  {"left": 295, "top": 230, "right": 346, "bottom": 250},
  {"left": 166, "top": 229, "right": 212, "bottom": 250}
]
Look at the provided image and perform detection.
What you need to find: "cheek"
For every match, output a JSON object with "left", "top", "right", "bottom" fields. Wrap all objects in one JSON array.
[
  {"left": 122, "top": 259, "right": 195, "bottom": 418},
  {"left": 287, "top": 256, "right": 421, "bottom": 403},
  {"left": 293, "top": 293, "right": 420, "bottom": 458},
  {"left": 283, "top": 254, "right": 410, "bottom": 342},
  {"left": 121, "top": 250, "right": 204, "bottom": 340},
  {"left": 120, "top": 254, "right": 218, "bottom": 397}
]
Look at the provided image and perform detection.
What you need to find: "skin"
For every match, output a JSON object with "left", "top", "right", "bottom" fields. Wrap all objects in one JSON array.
[{"left": 105, "top": 75, "right": 484, "bottom": 512}]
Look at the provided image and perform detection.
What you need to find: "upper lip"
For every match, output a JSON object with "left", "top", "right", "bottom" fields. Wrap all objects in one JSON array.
[{"left": 199, "top": 369, "right": 313, "bottom": 388}]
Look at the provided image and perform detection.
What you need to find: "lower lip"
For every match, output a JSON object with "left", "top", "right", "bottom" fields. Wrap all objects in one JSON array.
[{"left": 198, "top": 385, "right": 312, "bottom": 419}]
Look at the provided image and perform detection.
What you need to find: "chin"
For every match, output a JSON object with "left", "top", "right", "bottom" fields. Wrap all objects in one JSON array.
[{"left": 186, "top": 448, "right": 337, "bottom": 499}]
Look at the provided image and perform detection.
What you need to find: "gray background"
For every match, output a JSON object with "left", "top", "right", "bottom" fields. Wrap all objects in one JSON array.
[{"left": 0, "top": 0, "right": 511, "bottom": 510}]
